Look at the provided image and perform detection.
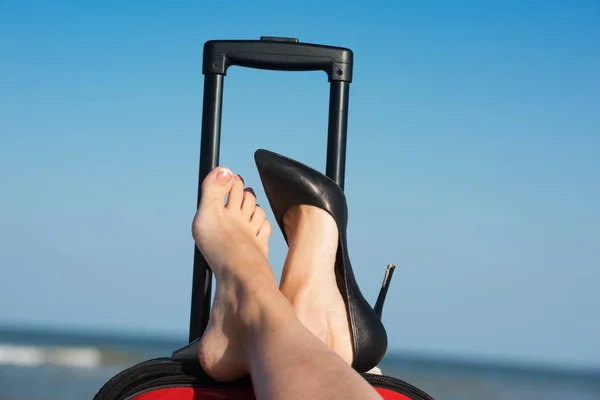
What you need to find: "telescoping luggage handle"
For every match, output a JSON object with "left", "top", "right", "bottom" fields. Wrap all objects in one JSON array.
[{"left": 189, "top": 37, "right": 354, "bottom": 343}]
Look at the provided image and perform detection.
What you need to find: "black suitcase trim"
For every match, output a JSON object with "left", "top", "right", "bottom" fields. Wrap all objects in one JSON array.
[{"left": 94, "top": 357, "right": 434, "bottom": 400}]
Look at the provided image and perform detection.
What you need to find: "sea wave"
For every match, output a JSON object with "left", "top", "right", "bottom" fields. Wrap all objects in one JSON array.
[{"left": 0, "top": 343, "right": 103, "bottom": 368}]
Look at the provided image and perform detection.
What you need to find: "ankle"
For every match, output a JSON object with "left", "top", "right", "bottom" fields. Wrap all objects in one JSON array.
[
  {"left": 280, "top": 262, "right": 339, "bottom": 296},
  {"left": 280, "top": 242, "right": 337, "bottom": 293},
  {"left": 281, "top": 284, "right": 338, "bottom": 322},
  {"left": 280, "top": 285, "right": 350, "bottom": 354},
  {"left": 237, "top": 281, "right": 295, "bottom": 331}
]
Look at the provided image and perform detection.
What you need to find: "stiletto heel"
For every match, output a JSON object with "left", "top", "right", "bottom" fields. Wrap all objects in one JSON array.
[
  {"left": 254, "top": 149, "right": 393, "bottom": 373},
  {"left": 374, "top": 264, "right": 395, "bottom": 319}
]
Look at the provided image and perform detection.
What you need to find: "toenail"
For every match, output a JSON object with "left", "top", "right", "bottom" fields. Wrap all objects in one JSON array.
[
  {"left": 236, "top": 174, "right": 244, "bottom": 183},
  {"left": 216, "top": 168, "right": 233, "bottom": 182}
]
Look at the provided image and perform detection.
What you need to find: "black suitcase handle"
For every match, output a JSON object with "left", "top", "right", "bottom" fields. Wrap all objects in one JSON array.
[
  {"left": 203, "top": 37, "right": 353, "bottom": 82},
  {"left": 189, "top": 37, "right": 354, "bottom": 342}
]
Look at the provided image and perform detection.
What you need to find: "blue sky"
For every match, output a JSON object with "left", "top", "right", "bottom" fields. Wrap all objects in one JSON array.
[{"left": 1, "top": 0, "right": 599, "bottom": 369}]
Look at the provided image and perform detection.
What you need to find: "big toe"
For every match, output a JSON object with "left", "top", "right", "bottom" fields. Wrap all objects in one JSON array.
[{"left": 200, "top": 167, "right": 236, "bottom": 206}]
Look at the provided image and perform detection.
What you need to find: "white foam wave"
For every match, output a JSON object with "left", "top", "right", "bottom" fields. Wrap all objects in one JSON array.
[{"left": 0, "top": 344, "right": 102, "bottom": 368}]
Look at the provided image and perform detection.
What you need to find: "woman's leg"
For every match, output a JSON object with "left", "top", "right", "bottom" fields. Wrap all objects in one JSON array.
[
  {"left": 192, "top": 166, "right": 381, "bottom": 400},
  {"left": 279, "top": 205, "right": 354, "bottom": 365}
]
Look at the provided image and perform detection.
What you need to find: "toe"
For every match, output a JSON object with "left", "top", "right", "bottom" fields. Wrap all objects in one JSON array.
[
  {"left": 257, "top": 220, "right": 271, "bottom": 257},
  {"left": 200, "top": 167, "right": 235, "bottom": 206},
  {"left": 257, "top": 220, "right": 272, "bottom": 240},
  {"left": 226, "top": 175, "right": 245, "bottom": 210},
  {"left": 250, "top": 206, "right": 267, "bottom": 232},
  {"left": 241, "top": 188, "right": 257, "bottom": 218}
]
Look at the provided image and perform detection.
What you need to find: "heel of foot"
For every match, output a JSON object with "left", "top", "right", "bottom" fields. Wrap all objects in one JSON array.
[{"left": 198, "top": 329, "right": 248, "bottom": 382}]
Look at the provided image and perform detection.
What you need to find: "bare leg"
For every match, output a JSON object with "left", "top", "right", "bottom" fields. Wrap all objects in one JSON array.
[
  {"left": 279, "top": 206, "right": 354, "bottom": 364},
  {"left": 192, "top": 167, "right": 381, "bottom": 400}
]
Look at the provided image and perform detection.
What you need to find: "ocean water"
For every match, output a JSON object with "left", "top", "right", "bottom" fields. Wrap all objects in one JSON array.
[{"left": 0, "top": 327, "right": 598, "bottom": 400}]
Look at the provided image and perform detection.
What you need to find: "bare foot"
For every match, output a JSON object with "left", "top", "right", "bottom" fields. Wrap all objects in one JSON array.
[
  {"left": 279, "top": 205, "right": 353, "bottom": 365},
  {"left": 192, "top": 167, "right": 274, "bottom": 381}
]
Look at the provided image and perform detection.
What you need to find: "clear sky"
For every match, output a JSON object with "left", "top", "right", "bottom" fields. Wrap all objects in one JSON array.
[{"left": 1, "top": 1, "right": 598, "bottom": 369}]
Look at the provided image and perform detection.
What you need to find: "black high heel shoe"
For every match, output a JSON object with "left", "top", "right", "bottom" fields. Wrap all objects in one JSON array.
[{"left": 254, "top": 149, "right": 395, "bottom": 373}]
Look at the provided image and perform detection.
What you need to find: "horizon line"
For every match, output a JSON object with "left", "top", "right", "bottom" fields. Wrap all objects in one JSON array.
[{"left": 1, "top": 321, "right": 599, "bottom": 377}]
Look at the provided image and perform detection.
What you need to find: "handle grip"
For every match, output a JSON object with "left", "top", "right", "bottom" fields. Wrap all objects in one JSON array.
[{"left": 203, "top": 37, "right": 353, "bottom": 82}]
